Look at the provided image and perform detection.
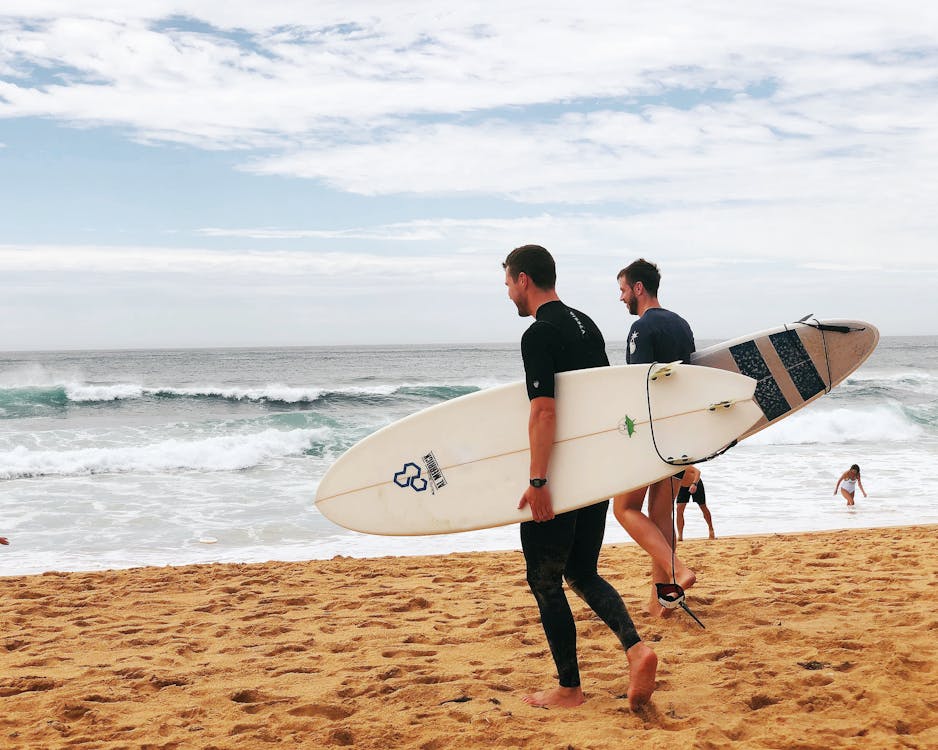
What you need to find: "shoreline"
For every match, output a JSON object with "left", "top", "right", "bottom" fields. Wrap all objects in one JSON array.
[
  {"left": 2, "top": 525, "right": 936, "bottom": 748},
  {"left": 2, "top": 520, "right": 935, "bottom": 580}
]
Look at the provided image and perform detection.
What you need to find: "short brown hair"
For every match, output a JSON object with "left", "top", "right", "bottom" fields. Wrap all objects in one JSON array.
[
  {"left": 617, "top": 258, "right": 661, "bottom": 296},
  {"left": 503, "top": 245, "right": 556, "bottom": 290}
]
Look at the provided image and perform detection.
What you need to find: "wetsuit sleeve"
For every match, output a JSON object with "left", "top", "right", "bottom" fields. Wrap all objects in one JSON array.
[
  {"left": 520, "top": 323, "right": 557, "bottom": 400},
  {"left": 626, "top": 319, "right": 656, "bottom": 365}
]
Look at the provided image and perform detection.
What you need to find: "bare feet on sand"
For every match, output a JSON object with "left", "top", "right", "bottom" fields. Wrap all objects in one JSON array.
[
  {"left": 626, "top": 642, "right": 657, "bottom": 710},
  {"left": 648, "top": 590, "right": 675, "bottom": 618},
  {"left": 522, "top": 685, "right": 584, "bottom": 708}
]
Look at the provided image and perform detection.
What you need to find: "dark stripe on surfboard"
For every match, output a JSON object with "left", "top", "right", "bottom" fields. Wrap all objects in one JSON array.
[
  {"left": 769, "top": 330, "right": 827, "bottom": 401},
  {"left": 729, "top": 341, "right": 791, "bottom": 422}
]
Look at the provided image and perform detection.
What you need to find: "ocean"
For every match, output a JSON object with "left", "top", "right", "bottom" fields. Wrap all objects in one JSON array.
[{"left": 1, "top": 337, "right": 935, "bottom": 577}]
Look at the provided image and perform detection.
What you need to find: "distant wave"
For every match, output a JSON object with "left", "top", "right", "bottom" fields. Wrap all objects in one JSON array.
[
  {"left": 747, "top": 405, "right": 927, "bottom": 446},
  {"left": 845, "top": 370, "right": 935, "bottom": 384},
  {"left": 0, "top": 428, "right": 328, "bottom": 479},
  {"left": 0, "top": 382, "right": 483, "bottom": 412}
]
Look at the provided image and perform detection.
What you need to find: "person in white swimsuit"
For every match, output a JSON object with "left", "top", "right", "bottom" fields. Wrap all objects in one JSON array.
[{"left": 834, "top": 464, "right": 867, "bottom": 506}]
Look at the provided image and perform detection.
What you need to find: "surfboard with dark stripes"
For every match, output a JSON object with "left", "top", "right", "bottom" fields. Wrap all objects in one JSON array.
[{"left": 691, "top": 319, "right": 879, "bottom": 439}]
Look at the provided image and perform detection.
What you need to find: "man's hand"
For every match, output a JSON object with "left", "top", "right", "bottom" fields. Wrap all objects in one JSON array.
[
  {"left": 0, "top": 537, "right": 8, "bottom": 545},
  {"left": 519, "top": 485, "right": 555, "bottom": 522}
]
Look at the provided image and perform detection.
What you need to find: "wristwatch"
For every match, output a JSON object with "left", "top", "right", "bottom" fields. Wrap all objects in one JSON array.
[{"left": 529, "top": 478, "right": 548, "bottom": 488}]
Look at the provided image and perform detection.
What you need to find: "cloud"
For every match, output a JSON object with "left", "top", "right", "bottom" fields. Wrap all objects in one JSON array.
[
  {"left": 2, "top": 4, "right": 936, "bottom": 154},
  {"left": 0, "top": 243, "right": 490, "bottom": 287},
  {"left": 3, "top": 2, "right": 934, "bottom": 252},
  {"left": 196, "top": 201, "right": 938, "bottom": 268}
]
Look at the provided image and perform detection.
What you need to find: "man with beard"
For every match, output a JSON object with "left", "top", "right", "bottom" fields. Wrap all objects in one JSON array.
[
  {"left": 503, "top": 244, "right": 657, "bottom": 710},
  {"left": 613, "top": 258, "right": 698, "bottom": 617}
]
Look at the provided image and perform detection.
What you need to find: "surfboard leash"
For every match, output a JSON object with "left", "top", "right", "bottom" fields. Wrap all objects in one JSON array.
[
  {"left": 792, "top": 314, "right": 868, "bottom": 395},
  {"left": 657, "top": 474, "right": 705, "bottom": 628},
  {"left": 643, "top": 374, "right": 706, "bottom": 628}
]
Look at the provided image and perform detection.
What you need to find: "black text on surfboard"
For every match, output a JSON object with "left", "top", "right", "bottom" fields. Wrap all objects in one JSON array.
[{"left": 422, "top": 451, "right": 448, "bottom": 492}]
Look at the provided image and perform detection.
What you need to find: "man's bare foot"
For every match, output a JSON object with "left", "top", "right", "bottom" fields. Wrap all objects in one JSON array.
[
  {"left": 648, "top": 590, "right": 675, "bottom": 618},
  {"left": 626, "top": 642, "right": 657, "bottom": 710},
  {"left": 522, "top": 685, "right": 584, "bottom": 708},
  {"left": 708, "top": 531, "right": 715, "bottom": 540},
  {"left": 676, "top": 566, "right": 696, "bottom": 591}
]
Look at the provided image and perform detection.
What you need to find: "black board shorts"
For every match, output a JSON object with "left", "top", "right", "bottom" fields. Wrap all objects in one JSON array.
[{"left": 676, "top": 479, "right": 706, "bottom": 505}]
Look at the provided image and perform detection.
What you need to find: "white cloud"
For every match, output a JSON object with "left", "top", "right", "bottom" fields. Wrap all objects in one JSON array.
[
  {"left": 2, "top": 3, "right": 936, "bottom": 154},
  {"left": 196, "top": 201, "right": 938, "bottom": 268},
  {"left": 0, "top": 245, "right": 497, "bottom": 291}
]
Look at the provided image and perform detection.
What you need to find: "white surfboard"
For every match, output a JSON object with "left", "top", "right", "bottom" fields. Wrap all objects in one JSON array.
[
  {"left": 315, "top": 364, "right": 761, "bottom": 535},
  {"left": 691, "top": 318, "right": 879, "bottom": 438}
]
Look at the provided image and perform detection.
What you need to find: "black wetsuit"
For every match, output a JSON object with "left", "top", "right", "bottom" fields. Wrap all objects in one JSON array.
[{"left": 520, "top": 300, "right": 641, "bottom": 688}]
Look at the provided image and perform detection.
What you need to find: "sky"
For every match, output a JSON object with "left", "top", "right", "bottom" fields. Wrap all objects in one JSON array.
[{"left": 1, "top": 1, "right": 937, "bottom": 350}]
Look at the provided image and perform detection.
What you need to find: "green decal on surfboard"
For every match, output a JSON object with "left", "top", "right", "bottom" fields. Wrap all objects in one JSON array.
[{"left": 620, "top": 415, "right": 636, "bottom": 437}]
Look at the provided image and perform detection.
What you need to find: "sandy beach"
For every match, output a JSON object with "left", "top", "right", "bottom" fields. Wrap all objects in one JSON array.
[{"left": 1, "top": 525, "right": 936, "bottom": 749}]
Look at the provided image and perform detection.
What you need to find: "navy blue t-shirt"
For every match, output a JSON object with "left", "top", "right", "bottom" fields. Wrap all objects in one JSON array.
[
  {"left": 521, "top": 301, "right": 609, "bottom": 400},
  {"left": 626, "top": 308, "right": 695, "bottom": 365}
]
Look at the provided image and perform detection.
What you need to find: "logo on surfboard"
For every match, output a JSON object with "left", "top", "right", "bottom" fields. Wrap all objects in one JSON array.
[
  {"left": 393, "top": 452, "right": 447, "bottom": 493},
  {"left": 618, "top": 414, "right": 637, "bottom": 437},
  {"left": 393, "top": 462, "right": 428, "bottom": 492}
]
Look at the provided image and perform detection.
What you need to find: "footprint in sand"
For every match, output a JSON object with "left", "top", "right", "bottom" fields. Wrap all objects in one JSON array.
[{"left": 288, "top": 704, "right": 355, "bottom": 720}]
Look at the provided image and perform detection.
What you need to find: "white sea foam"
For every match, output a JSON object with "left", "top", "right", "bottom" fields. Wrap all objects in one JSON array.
[
  {"left": 65, "top": 383, "right": 144, "bottom": 401},
  {"left": 160, "top": 384, "right": 328, "bottom": 402},
  {"left": 845, "top": 369, "right": 935, "bottom": 383},
  {"left": 0, "top": 428, "right": 327, "bottom": 479},
  {"left": 748, "top": 405, "right": 923, "bottom": 446}
]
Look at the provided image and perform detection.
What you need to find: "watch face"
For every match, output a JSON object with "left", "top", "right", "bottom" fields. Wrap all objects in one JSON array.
[{"left": 530, "top": 478, "right": 547, "bottom": 488}]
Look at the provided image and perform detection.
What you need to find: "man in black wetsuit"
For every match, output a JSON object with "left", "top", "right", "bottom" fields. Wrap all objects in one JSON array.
[
  {"left": 502, "top": 244, "right": 657, "bottom": 710},
  {"left": 612, "top": 258, "right": 698, "bottom": 618}
]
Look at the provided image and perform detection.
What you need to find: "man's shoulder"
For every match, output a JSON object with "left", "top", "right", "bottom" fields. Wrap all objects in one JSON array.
[
  {"left": 521, "top": 319, "right": 557, "bottom": 347},
  {"left": 648, "top": 307, "right": 690, "bottom": 323},
  {"left": 644, "top": 308, "right": 693, "bottom": 334}
]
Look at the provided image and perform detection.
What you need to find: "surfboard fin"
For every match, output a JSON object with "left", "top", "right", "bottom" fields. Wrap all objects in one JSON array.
[
  {"left": 708, "top": 399, "right": 736, "bottom": 411},
  {"left": 649, "top": 361, "right": 681, "bottom": 381}
]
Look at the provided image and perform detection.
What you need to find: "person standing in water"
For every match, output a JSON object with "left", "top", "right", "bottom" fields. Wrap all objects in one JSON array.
[
  {"left": 834, "top": 464, "right": 867, "bottom": 506},
  {"left": 675, "top": 466, "right": 715, "bottom": 541},
  {"left": 503, "top": 244, "right": 657, "bottom": 711}
]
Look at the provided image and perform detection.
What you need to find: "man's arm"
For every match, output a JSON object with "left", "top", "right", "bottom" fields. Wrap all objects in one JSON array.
[
  {"left": 518, "top": 396, "right": 556, "bottom": 522},
  {"left": 684, "top": 466, "right": 700, "bottom": 485}
]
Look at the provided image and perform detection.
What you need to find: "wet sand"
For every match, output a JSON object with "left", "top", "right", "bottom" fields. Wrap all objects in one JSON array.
[{"left": 1, "top": 525, "right": 936, "bottom": 749}]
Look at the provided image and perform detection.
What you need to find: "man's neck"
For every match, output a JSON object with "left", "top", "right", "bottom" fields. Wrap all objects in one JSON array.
[
  {"left": 531, "top": 291, "right": 561, "bottom": 317},
  {"left": 637, "top": 298, "right": 661, "bottom": 317}
]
